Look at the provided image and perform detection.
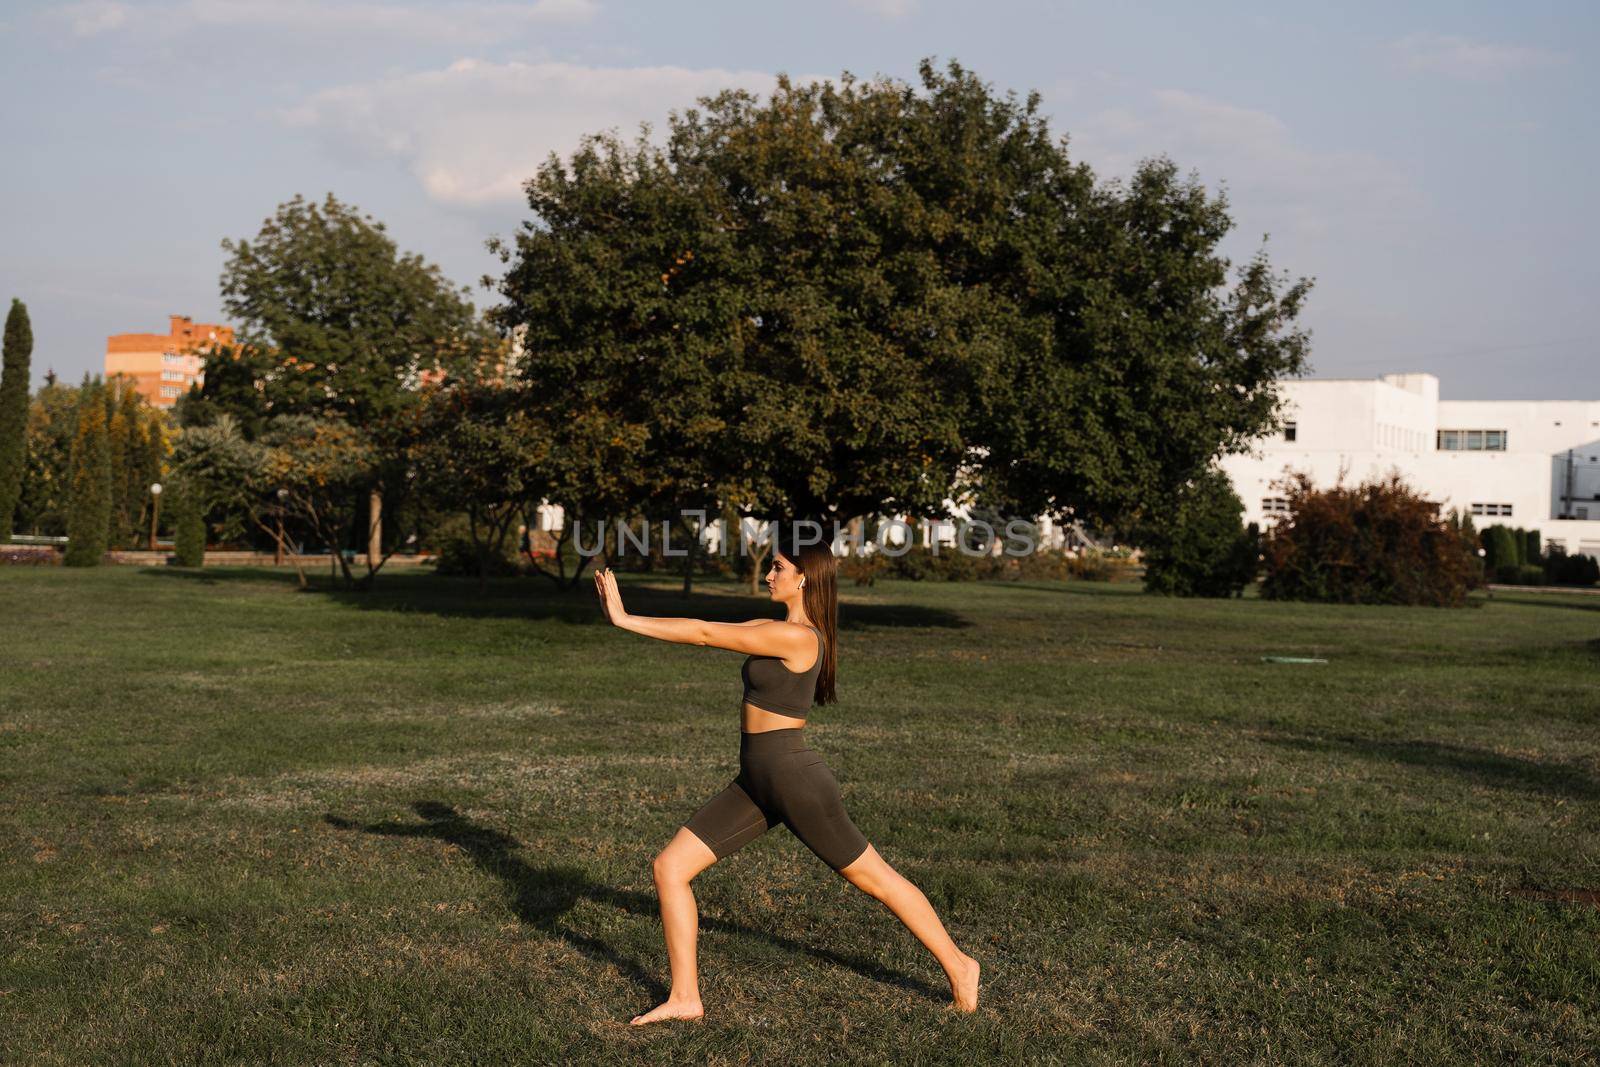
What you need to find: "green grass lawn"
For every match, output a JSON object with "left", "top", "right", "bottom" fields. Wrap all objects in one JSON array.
[{"left": 2, "top": 565, "right": 1597, "bottom": 1065}]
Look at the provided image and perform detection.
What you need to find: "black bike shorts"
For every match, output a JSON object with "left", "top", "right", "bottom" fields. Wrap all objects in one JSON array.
[{"left": 683, "top": 728, "right": 870, "bottom": 872}]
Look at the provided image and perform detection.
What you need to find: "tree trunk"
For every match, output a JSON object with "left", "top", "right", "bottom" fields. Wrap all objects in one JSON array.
[
  {"left": 469, "top": 508, "right": 488, "bottom": 594},
  {"left": 747, "top": 524, "right": 770, "bottom": 595},
  {"left": 367, "top": 488, "right": 382, "bottom": 570},
  {"left": 680, "top": 513, "right": 700, "bottom": 599}
]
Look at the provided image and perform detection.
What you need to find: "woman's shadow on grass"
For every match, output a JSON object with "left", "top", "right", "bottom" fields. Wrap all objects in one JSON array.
[{"left": 324, "top": 801, "right": 942, "bottom": 1006}]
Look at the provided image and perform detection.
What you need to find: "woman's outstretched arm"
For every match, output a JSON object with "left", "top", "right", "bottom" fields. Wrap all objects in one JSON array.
[{"left": 594, "top": 568, "right": 810, "bottom": 659}]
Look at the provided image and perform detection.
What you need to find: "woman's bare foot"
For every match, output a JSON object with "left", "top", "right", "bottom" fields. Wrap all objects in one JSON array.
[
  {"left": 948, "top": 953, "right": 980, "bottom": 1012},
  {"left": 629, "top": 997, "right": 705, "bottom": 1026}
]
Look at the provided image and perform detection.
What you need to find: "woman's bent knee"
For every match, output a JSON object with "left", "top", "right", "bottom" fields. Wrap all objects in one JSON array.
[
  {"left": 653, "top": 828, "right": 719, "bottom": 885},
  {"left": 652, "top": 850, "right": 690, "bottom": 885}
]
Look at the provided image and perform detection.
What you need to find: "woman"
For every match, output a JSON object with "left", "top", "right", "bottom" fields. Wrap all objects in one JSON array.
[{"left": 593, "top": 541, "right": 980, "bottom": 1025}]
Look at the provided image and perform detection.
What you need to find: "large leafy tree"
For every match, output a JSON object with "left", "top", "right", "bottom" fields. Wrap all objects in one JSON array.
[
  {"left": 215, "top": 193, "right": 501, "bottom": 580},
  {"left": 0, "top": 299, "right": 33, "bottom": 540},
  {"left": 220, "top": 193, "right": 496, "bottom": 425},
  {"left": 174, "top": 341, "right": 271, "bottom": 441},
  {"left": 491, "top": 58, "right": 1311, "bottom": 579}
]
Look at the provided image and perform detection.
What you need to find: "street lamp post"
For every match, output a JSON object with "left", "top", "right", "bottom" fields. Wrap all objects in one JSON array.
[{"left": 148, "top": 483, "right": 162, "bottom": 552}]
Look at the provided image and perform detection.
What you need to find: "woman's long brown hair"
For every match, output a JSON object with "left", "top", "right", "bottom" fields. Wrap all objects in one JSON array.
[{"left": 780, "top": 541, "right": 838, "bottom": 706}]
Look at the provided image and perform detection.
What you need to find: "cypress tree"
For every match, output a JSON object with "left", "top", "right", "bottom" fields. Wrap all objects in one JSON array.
[
  {"left": 146, "top": 417, "right": 167, "bottom": 544},
  {"left": 105, "top": 379, "right": 131, "bottom": 548},
  {"left": 109, "top": 382, "right": 159, "bottom": 549},
  {"left": 121, "top": 391, "right": 152, "bottom": 546},
  {"left": 1522, "top": 528, "right": 1542, "bottom": 567},
  {"left": 64, "top": 377, "right": 113, "bottom": 565},
  {"left": 1483, "top": 524, "right": 1521, "bottom": 576},
  {"left": 0, "top": 299, "right": 33, "bottom": 542},
  {"left": 172, "top": 478, "right": 207, "bottom": 567}
]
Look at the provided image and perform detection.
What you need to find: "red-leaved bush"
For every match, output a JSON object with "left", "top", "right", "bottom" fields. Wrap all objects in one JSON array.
[{"left": 1259, "top": 469, "right": 1480, "bottom": 607}]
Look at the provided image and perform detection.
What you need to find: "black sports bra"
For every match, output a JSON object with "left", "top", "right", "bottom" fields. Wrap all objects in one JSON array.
[{"left": 741, "top": 624, "right": 824, "bottom": 718}]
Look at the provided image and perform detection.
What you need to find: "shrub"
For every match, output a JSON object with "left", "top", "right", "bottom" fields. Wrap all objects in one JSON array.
[
  {"left": 840, "top": 552, "right": 890, "bottom": 586},
  {"left": 1135, "top": 465, "right": 1259, "bottom": 598},
  {"left": 1523, "top": 528, "right": 1542, "bottom": 567},
  {"left": 1481, "top": 524, "right": 1522, "bottom": 570},
  {"left": 834, "top": 544, "right": 1121, "bottom": 583},
  {"left": 1543, "top": 545, "right": 1600, "bottom": 587},
  {"left": 433, "top": 534, "right": 521, "bottom": 578},
  {"left": 1493, "top": 562, "right": 1547, "bottom": 585},
  {"left": 1063, "top": 551, "right": 1117, "bottom": 581},
  {"left": 1259, "top": 470, "right": 1478, "bottom": 607},
  {"left": 0, "top": 545, "right": 60, "bottom": 566},
  {"left": 171, "top": 483, "right": 207, "bottom": 567}
]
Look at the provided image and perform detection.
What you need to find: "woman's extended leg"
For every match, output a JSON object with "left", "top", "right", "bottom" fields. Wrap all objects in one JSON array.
[
  {"left": 632, "top": 826, "right": 720, "bottom": 1025},
  {"left": 837, "top": 844, "right": 980, "bottom": 1011}
]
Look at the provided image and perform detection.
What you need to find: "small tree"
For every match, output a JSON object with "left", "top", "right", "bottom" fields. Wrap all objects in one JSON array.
[
  {"left": 64, "top": 377, "right": 113, "bottom": 566},
  {"left": 1522, "top": 528, "right": 1542, "bottom": 568},
  {"left": 171, "top": 412, "right": 339, "bottom": 587},
  {"left": 0, "top": 299, "right": 33, "bottom": 541},
  {"left": 1259, "top": 469, "right": 1477, "bottom": 607},
  {"left": 1136, "top": 464, "right": 1259, "bottom": 598},
  {"left": 171, "top": 477, "right": 207, "bottom": 566},
  {"left": 1444, "top": 508, "right": 1485, "bottom": 589},
  {"left": 405, "top": 381, "right": 550, "bottom": 592},
  {"left": 256, "top": 415, "right": 377, "bottom": 589},
  {"left": 104, "top": 381, "right": 131, "bottom": 547},
  {"left": 15, "top": 377, "right": 78, "bottom": 537},
  {"left": 105, "top": 381, "right": 161, "bottom": 548},
  {"left": 1480, "top": 524, "right": 1522, "bottom": 574}
]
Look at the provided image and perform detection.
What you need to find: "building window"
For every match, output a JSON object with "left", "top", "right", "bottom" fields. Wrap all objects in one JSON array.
[
  {"left": 1262, "top": 497, "right": 1291, "bottom": 514},
  {"left": 1283, "top": 422, "right": 1297, "bottom": 443},
  {"left": 160, "top": 385, "right": 181, "bottom": 398},
  {"left": 1469, "top": 502, "right": 1513, "bottom": 517},
  {"left": 1438, "top": 429, "right": 1507, "bottom": 451}
]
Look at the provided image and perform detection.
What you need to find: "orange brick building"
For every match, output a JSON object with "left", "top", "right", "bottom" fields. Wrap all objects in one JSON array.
[{"left": 105, "top": 315, "right": 234, "bottom": 410}]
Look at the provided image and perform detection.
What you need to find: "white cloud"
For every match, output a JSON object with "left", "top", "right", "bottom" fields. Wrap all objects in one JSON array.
[
  {"left": 281, "top": 59, "right": 799, "bottom": 207},
  {"left": 60, "top": 1, "right": 131, "bottom": 35},
  {"left": 53, "top": 0, "right": 597, "bottom": 42},
  {"left": 185, "top": 0, "right": 598, "bottom": 37},
  {"left": 1065, "top": 88, "right": 1421, "bottom": 245},
  {"left": 1386, "top": 33, "right": 1566, "bottom": 81},
  {"left": 845, "top": 0, "right": 916, "bottom": 16}
]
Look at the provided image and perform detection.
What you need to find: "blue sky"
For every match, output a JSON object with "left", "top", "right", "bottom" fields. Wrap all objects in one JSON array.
[{"left": 1, "top": 0, "right": 1594, "bottom": 399}]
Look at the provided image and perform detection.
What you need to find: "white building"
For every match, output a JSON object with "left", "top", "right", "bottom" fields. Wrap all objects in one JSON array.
[{"left": 1216, "top": 372, "right": 1600, "bottom": 560}]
